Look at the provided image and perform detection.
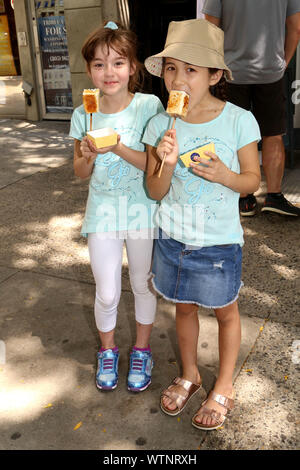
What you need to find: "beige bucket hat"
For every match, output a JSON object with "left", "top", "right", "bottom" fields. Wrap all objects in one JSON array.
[{"left": 144, "top": 18, "right": 232, "bottom": 81}]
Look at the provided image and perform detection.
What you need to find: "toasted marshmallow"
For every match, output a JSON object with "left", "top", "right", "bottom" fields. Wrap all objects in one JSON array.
[
  {"left": 83, "top": 89, "right": 100, "bottom": 113},
  {"left": 166, "top": 90, "right": 189, "bottom": 118}
]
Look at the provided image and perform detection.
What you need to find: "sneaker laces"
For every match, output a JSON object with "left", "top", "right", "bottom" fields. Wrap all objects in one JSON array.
[
  {"left": 131, "top": 357, "right": 144, "bottom": 372},
  {"left": 102, "top": 357, "right": 114, "bottom": 371}
]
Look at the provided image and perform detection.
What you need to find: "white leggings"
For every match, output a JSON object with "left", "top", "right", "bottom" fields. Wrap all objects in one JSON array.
[{"left": 88, "top": 232, "right": 157, "bottom": 333}]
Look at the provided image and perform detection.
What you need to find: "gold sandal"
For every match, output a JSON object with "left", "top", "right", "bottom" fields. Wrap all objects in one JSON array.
[
  {"left": 192, "top": 391, "right": 234, "bottom": 430},
  {"left": 160, "top": 377, "right": 205, "bottom": 416}
]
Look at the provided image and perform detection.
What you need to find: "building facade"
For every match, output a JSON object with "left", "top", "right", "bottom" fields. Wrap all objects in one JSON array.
[
  {"left": 0, "top": 0, "right": 208, "bottom": 121},
  {"left": 0, "top": 0, "right": 122, "bottom": 120}
]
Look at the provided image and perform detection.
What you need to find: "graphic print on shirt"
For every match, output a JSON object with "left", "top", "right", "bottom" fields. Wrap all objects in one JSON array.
[
  {"left": 90, "top": 124, "right": 144, "bottom": 202},
  {"left": 171, "top": 136, "right": 236, "bottom": 223}
]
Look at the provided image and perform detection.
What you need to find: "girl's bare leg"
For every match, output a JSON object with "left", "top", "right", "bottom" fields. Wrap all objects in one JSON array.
[
  {"left": 162, "top": 303, "right": 202, "bottom": 411},
  {"left": 194, "top": 300, "right": 241, "bottom": 426},
  {"left": 134, "top": 321, "right": 153, "bottom": 349},
  {"left": 98, "top": 329, "right": 116, "bottom": 349},
  {"left": 98, "top": 322, "right": 153, "bottom": 350}
]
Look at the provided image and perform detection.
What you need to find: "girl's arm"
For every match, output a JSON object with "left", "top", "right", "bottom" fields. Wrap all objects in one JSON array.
[
  {"left": 86, "top": 137, "right": 147, "bottom": 171},
  {"left": 191, "top": 141, "right": 261, "bottom": 194},
  {"left": 113, "top": 142, "right": 146, "bottom": 171},
  {"left": 74, "top": 136, "right": 147, "bottom": 179},
  {"left": 146, "top": 129, "right": 178, "bottom": 200}
]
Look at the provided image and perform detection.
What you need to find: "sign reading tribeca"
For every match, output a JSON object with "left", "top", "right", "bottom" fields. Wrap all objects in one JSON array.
[{"left": 37, "top": 15, "right": 73, "bottom": 113}]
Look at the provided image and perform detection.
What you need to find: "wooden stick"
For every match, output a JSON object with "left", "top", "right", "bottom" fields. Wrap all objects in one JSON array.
[
  {"left": 86, "top": 113, "right": 93, "bottom": 165},
  {"left": 158, "top": 117, "right": 176, "bottom": 178}
]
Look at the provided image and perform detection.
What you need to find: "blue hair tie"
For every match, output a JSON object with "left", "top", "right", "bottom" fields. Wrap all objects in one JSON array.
[{"left": 104, "top": 21, "right": 118, "bottom": 30}]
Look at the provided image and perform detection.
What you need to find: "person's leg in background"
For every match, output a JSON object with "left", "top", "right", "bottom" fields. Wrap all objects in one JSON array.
[
  {"left": 228, "top": 79, "right": 300, "bottom": 216},
  {"left": 261, "top": 134, "right": 285, "bottom": 193},
  {"left": 254, "top": 79, "right": 300, "bottom": 216}
]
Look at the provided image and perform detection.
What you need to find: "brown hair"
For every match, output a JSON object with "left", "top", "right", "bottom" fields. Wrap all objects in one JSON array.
[
  {"left": 81, "top": 21, "right": 144, "bottom": 93},
  {"left": 209, "top": 69, "right": 227, "bottom": 102}
]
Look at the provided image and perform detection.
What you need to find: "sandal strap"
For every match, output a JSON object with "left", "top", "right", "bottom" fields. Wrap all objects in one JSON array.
[
  {"left": 163, "top": 389, "right": 187, "bottom": 408},
  {"left": 211, "top": 392, "right": 234, "bottom": 411},
  {"left": 199, "top": 405, "right": 225, "bottom": 425},
  {"left": 173, "top": 377, "right": 196, "bottom": 391},
  {"left": 192, "top": 391, "right": 234, "bottom": 428},
  {"left": 161, "top": 377, "right": 201, "bottom": 409}
]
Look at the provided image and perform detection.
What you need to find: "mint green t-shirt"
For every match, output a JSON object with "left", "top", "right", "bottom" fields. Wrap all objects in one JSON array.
[
  {"left": 143, "top": 101, "right": 261, "bottom": 247},
  {"left": 69, "top": 93, "right": 164, "bottom": 235}
]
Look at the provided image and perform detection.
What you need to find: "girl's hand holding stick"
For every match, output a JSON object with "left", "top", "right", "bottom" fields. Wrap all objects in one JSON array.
[{"left": 158, "top": 117, "right": 176, "bottom": 177}]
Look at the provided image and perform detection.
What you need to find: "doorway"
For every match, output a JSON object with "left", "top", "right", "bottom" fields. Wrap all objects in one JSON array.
[
  {"left": 0, "top": 0, "right": 24, "bottom": 118},
  {"left": 128, "top": 0, "right": 196, "bottom": 106}
]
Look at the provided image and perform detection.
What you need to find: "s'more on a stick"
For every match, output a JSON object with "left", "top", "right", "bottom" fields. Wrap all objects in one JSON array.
[
  {"left": 83, "top": 88, "right": 100, "bottom": 131},
  {"left": 158, "top": 90, "right": 189, "bottom": 178}
]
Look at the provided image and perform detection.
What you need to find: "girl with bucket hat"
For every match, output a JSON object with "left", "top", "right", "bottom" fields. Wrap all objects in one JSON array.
[{"left": 143, "top": 19, "right": 261, "bottom": 430}]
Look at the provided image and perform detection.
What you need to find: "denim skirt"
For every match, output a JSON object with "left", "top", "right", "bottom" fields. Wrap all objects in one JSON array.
[{"left": 151, "top": 231, "right": 243, "bottom": 309}]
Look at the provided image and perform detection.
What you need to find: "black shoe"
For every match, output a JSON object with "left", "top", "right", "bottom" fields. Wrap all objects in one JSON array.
[
  {"left": 261, "top": 193, "right": 300, "bottom": 216},
  {"left": 239, "top": 194, "right": 257, "bottom": 216}
]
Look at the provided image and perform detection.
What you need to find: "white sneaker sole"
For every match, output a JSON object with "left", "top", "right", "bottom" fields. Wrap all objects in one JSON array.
[
  {"left": 261, "top": 206, "right": 298, "bottom": 216},
  {"left": 128, "top": 379, "right": 151, "bottom": 392},
  {"left": 240, "top": 210, "right": 256, "bottom": 217},
  {"left": 96, "top": 381, "right": 118, "bottom": 391}
]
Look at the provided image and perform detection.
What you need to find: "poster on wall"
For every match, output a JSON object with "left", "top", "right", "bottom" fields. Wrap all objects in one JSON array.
[
  {"left": 0, "top": 14, "right": 17, "bottom": 75},
  {"left": 37, "top": 15, "right": 73, "bottom": 113}
]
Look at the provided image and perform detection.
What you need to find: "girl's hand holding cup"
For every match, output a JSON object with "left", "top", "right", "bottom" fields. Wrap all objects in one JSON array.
[
  {"left": 80, "top": 136, "right": 98, "bottom": 163},
  {"left": 81, "top": 135, "right": 121, "bottom": 163}
]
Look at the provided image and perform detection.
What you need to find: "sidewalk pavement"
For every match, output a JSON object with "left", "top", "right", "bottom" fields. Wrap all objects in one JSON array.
[{"left": 0, "top": 118, "right": 299, "bottom": 451}]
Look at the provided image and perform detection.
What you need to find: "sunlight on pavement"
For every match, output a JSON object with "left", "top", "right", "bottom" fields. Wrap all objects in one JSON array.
[
  {"left": 241, "top": 286, "right": 278, "bottom": 306},
  {"left": 0, "top": 80, "right": 6, "bottom": 104},
  {"left": 0, "top": 334, "right": 93, "bottom": 423},
  {"left": 258, "top": 244, "right": 286, "bottom": 259},
  {"left": 11, "top": 215, "right": 90, "bottom": 270},
  {"left": 272, "top": 264, "right": 299, "bottom": 280}
]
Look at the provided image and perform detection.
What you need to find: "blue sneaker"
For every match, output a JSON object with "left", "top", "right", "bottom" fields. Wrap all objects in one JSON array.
[
  {"left": 96, "top": 348, "right": 119, "bottom": 391},
  {"left": 127, "top": 348, "right": 153, "bottom": 392}
]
